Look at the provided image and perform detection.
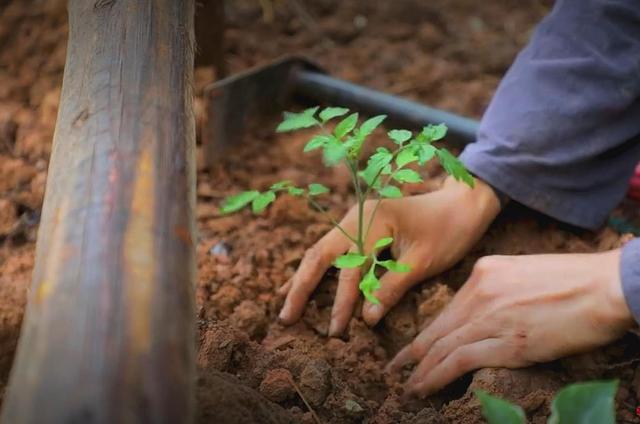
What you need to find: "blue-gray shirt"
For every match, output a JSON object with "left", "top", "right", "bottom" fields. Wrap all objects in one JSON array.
[{"left": 459, "top": 0, "right": 640, "bottom": 323}]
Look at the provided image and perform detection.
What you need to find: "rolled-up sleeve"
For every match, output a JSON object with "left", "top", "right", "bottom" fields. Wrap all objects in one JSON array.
[
  {"left": 460, "top": 0, "right": 640, "bottom": 230},
  {"left": 459, "top": 0, "right": 640, "bottom": 322}
]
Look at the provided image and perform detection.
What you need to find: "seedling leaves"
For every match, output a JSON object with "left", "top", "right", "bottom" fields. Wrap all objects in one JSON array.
[
  {"left": 475, "top": 390, "right": 525, "bottom": 424},
  {"left": 334, "top": 113, "right": 359, "bottom": 138},
  {"left": 379, "top": 260, "right": 410, "bottom": 273},
  {"left": 335, "top": 253, "right": 368, "bottom": 269},
  {"left": 252, "top": 191, "right": 276, "bottom": 214},
  {"left": 393, "top": 169, "right": 422, "bottom": 183},
  {"left": 320, "top": 107, "right": 349, "bottom": 122},
  {"left": 374, "top": 237, "right": 393, "bottom": 249},
  {"left": 396, "top": 148, "right": 418, "bottom": 167},
  {"left": 277, "top": 107, "right": 319, "bottom": 132},
  {"left": 359, "top": 267, "right": 381, "bottom": 304},
  {"left": 548, "top": 380, "right": 617, "bottom": 424},
  {"left": 288, "top": 187, "right": 305, "bottom": 196},
  {"left": 388, "top": 129, "right": 412, "bottom": 145},
  {"left": 417, "top": 144, "right": 436, "bottom": 165},
  {"left": 436, "top": 148, "right": 474, "bottom": 187},
  {"left": 421, "top": 123, "right": 447, "bottom": 142},
  {"left": 270, "top": 180, "right": 291, "bottom": 190},
  {"left": 304, "top": 135, "right": 331, "bottom": 152},
  {"left": 378, "top": 185, "right": 402, "bottom": 198},
  {"left": 220, "top": 190, "right": 260, "bottom": 214},
  {"left": 323, "top": 139, "right": 348, "bottom": 166},
  {"left": 308, "top": 183, "right": 330, "bottom": 196},
  {"left": 359, "top": 115, "right": 387, "bottom": 138}
]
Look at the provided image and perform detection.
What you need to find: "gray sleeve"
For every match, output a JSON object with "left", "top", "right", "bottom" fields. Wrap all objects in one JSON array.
[
  {"left": 459, "top": 0, "right": 640, "bottom": 230},
  {"left": 621, "top": 239, "right": 640, "bottom": 324}
]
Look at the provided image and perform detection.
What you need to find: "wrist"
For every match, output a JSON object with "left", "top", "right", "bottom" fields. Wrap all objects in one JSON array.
[
  {"left": 442, "top": 176, "right": 502, "bottom": 225},
  {"left": 600, "top": 249, "right": 636, "bottom": 328}
]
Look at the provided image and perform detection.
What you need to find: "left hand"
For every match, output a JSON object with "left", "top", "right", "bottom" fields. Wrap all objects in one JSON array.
[{"left": 387, "top": 250, "right": 635, "bottom": 397}]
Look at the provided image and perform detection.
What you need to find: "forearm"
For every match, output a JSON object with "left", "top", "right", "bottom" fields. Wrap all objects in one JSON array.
[{"left": 460, "top": 0, "right": 640, "bottom": 230}]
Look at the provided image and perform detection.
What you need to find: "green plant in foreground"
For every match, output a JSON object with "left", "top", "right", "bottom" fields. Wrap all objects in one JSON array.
[
  {"left": 476, "top": 380, "right": 618, "bottom": 424},
  {"left": 220, "top": 106, "right": 473, "bottom": 303}
]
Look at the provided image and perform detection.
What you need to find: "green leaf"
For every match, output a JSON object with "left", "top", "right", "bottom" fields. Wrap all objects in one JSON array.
[
  {"left": 334, "top": 113, "right": 359, "bottom": 138},
  {"left": 220, "top": 190, "right": 260, "bottom": 214},
  {"left": 358, "top": 115, "right": 387, "bottom": 138},
  {"left": 417, "top": 144, "right": 436, "bottom": 165},
  {"left": 393, "top": 169, "right": 423, "bottom": 184},
  {"left": 420, "top": 123, "right": 448, "bottom": 142},
  {"left": 270, "top": 180, "right": 292, "bottom": 190},
  {"left": 374, "top": 237, "right": 393, "bottom": 249},
  {"left": 396, "top": 147, "right": 418, "bottom": 167},
  {"left": 360, "top": 147, "right": 394, "bottom": 187},
  {"left": 323, "top": 139, "right": 348, "bottom": 166},
  {"left": 548, "top": 380, "right": 618, "bottom": 424},
  {"left": 252, "top": 191, "right": 276, "bottom": 214},
  {"left": 378, "top": 185, "right": 402, "bottom": 198},
  {"left": 304, "top": 135, "right": 331, "bottom": 152},
  {"left": 335, "top": 253, "right": 368, "bottom": 269},
  {"left": 436, "top": 148, "right": 474, "bottom": 187},
  {"left": 359, "top": 266, "right": 381, "bottom": 304},
  {"left": 388, "top": 129, "right": 412, "bottom": 145},
  {"left": 308, "top": 183, "right": 330, "bottom": 196},
  {"left": 287, "top": 187, "right": 305, "bottom": 196},
  {"left": 320, "top": 107, "right": 349, "bottom": 122},
  {"left": 378, "top": 260, "right": 410, "bottom": 273},
  {"left": 276, "top": 107, "right": 319, "bottom": 132},
  {"left": 475, "top": 390, "right": 525, "bottom": 424}
]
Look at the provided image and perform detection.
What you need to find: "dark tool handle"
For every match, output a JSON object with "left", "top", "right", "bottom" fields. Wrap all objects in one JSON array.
[{"left": 292, "top": 69, "right": 479, "bottom": 146}]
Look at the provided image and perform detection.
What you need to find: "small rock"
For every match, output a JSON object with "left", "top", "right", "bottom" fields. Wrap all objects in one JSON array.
[
  {"left": 344, "top": 399, "right": 364, "bottom": 415},
  {"left": 209, "top": 241, "right": 230, "bottom": 257},
  {"left": 299, "top": 359, "right": 331, "bottom": 407},
  {"left": 259, "top": 368, "right": 295, "bottom": 403},
  {"left": 229, "top": 300, "right": 268, "bottom": 339}
]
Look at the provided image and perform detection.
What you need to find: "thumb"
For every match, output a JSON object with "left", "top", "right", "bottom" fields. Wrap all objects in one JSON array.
[{"left": 362, "top": 251, "right": 425, "bottom": 326}]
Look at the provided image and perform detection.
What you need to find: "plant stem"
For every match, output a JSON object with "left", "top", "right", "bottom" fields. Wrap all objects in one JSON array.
[
  {"left": 308, "top": 197, "right": 357, "bottom": 245},
  {"left": 348, "top": 159, "right": 365, "bottom": 255}
]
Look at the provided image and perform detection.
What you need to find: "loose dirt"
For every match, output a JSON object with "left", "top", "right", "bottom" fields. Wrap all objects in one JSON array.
[{"left": 1, "top": 1, "right": 639, "bottom": 423}]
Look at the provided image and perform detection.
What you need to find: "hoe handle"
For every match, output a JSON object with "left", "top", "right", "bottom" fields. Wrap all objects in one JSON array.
[{"left": 292, "top": 69, "right": 479, "bottom": 146}]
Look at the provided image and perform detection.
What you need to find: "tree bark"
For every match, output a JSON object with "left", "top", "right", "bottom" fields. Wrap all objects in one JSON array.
[{"left": 1, "top": 1, "right": 196, "bottom": 423}]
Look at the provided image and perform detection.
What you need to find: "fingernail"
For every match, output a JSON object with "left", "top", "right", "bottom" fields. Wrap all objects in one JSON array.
[
  {"left": 278, "top": 305, "right": 289, "bottom": 323},
  {"left": 365, "top": 304, "right": 384, "bottom": 325},
  {"left": 328, "top": 320, "right": 340, "bottom": 337}
]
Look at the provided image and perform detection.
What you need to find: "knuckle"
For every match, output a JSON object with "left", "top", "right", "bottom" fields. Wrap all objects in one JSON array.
[
  {"left": 303, "top": 246, "right": 323, "bottom": 267},
  {"left": 472, "top": 256, "right": 501, "bottom": 276},
  {"left": 452, "top": 349, "right": 473, "bottom": 370},
  {"left": 410, "top": 341, "right": 428, "bottom": 360},
  {"left": 339, "top": 267, "right": 359, "bottom": 283}
]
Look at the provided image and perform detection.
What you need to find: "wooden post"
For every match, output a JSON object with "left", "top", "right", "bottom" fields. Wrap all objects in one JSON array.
[
  {"left": 195, "top": 0, "right": 226, "bottom": 77},
  {"left": 1, "top": 1, "right": 196, "bottom": 423}
]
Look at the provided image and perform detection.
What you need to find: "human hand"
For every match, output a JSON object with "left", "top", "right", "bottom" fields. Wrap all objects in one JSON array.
[
  {"left": 387, "top": 250, "right": 635, "bottom": 397},
  {"left": 278, "top": 177, "right": 501, "bottom": 336}
]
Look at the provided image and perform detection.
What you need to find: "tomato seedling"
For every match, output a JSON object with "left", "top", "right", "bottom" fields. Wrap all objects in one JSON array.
[{"left": 220, "top": 106, "right": 474, "bottom": 303}]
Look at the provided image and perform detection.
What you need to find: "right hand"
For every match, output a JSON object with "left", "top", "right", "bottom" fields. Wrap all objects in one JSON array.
[{"left": 278, "top": 177, "right": 502, "bottom": 336}]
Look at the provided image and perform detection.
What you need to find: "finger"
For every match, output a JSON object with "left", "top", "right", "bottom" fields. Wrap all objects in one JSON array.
[
  {"left": 279, "top": 227, "right": 351, "bottom": 325},
  {"left": 407, "top": 338, "right": 505, "bottom": 397},
  {"left": 329, "top": 266, "right": 361, "bottom": 337},
  {"left": 407, "top": 321, "right": 490, "bottom": 382},
  {"left": 387, "top": 296, "right": 474, "bottom": 371},
  {"left": 362, "top": 251, "right": 423, "bottom": 326},
  {"left": 277, "top": 279, "right": 292, "bottom": 295},
  {"left": 386, "top": 343, "right": 414, "bottom": 373}
]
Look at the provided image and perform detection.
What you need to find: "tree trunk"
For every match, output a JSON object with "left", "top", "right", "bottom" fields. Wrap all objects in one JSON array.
[{"left": 1, "top": 1, "right": 196, "bottom": 422}]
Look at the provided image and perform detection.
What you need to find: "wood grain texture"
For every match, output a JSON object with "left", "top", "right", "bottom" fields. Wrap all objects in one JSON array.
[{"left": 1, "top": 1, "right": 196, "bottom": 422}]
